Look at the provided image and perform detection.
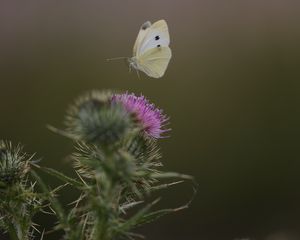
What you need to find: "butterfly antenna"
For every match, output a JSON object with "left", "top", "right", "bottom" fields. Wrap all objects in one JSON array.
[{"left": 106, "top": 57, "right": 128, "bottom": 61}]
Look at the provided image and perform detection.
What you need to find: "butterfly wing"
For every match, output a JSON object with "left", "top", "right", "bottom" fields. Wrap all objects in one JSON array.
[
  {"left": 136, "top": 19, "right": 170, "bottom": 57},
  {"left": 136, "top": 46, "right": 172, "bottom": 78},
  {"left": 133, "top": 21, "right": 152, "bottom": 56}
]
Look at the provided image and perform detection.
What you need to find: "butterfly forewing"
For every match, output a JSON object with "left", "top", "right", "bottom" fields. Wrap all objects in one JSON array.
[
  {"left": 133, "top": 21, "right": 152, "bottom": 56},
  {"left": 136, "top": 20, "right": 170, "bottom": 57}
]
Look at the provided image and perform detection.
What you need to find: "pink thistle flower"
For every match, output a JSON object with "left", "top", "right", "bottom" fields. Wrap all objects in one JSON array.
[{"left": 112, "top": 93, "right": 170, "bottom": 139}]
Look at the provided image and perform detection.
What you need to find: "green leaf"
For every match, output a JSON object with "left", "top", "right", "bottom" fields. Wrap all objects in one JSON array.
[
  {"left": 150, "top": 172, "right": 194, "bottom": 180},
  {"left": 149, "top": 180, "right": 184, "bottom": 192},
  {"left": 120, "top": 200, "right": 144, "bottom": 213},
  {"left": 33, "top": 164, "right": 83, "bottom": 189},
  {"left": 134, "top": 201, "right": 191, "bottom": 227},
  {"left": 30, "top": 170, "right": 67, "bottom": 227},
  {"left": 135, "top": 208, "right": 178, "bottom": 227},
  {"left": 116, "top": 199, "right": 160, "bottom": 233},
  {"left": 47, "top": 125, "right": 78, "bottom": 140}
]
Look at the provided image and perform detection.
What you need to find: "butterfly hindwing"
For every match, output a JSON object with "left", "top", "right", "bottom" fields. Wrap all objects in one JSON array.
[{"left": 137, "top": 46, "right": 172, "bottom": 78}]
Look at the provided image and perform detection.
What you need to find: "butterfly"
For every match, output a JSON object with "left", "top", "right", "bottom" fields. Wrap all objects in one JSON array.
[
  {"left": 109, "top": 20, "right": 172, "bottom": 78},
  {"left": 129, "top": 19, "right": 172, "bottom": 78}
]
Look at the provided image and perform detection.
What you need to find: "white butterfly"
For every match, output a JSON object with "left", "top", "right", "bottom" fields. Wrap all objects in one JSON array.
[{"left": 128, "top": 19, "right": 172, "bottom": 78}]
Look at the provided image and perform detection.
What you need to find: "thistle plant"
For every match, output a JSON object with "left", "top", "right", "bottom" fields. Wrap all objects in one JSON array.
[
  {"left": 0, "top": 141, "right": 43, "bottom": 240},
  {"left": 0, "top": 90, "right": 195, "bottom": 240}
]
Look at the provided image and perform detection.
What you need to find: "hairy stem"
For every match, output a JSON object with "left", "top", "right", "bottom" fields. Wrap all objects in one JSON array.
[{"left": 8, "top": 223, "right": 19, "bottom": 240}]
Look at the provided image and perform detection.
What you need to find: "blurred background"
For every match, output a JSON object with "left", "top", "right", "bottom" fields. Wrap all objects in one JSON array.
[{"left": 1, "top": 1, "right": 300, "bottom": 239}]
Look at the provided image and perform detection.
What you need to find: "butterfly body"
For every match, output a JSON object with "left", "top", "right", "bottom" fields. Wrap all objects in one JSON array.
[{"left": 130, "top": 19, "right": 172, "bottom": 78}]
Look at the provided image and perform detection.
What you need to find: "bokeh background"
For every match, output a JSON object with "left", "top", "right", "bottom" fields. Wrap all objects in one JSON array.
[{"left": 1, "top": 1, "right": 300, "bottom": 239}]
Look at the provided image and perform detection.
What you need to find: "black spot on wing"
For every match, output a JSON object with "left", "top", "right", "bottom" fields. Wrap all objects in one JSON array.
[
  {"left": 157, "top": 44, "right": 161, "bottom": 47},
  {"left": 155, "top": 35, "right": 160, "bottom": 40}
]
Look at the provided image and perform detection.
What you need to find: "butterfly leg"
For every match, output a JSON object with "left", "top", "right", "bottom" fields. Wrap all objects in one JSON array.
[{"left": 135, "top": 68, "right": 141, "bottom": 80}]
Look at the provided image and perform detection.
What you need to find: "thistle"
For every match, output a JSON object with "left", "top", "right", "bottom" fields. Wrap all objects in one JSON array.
[
  {"left": 65, "top": 90, "right": 134, "bottom": 145},
  {"left": 37, "top": 90, "right": 193, "bottom": 240},
  {"left": 0, "top": 141, "right": 30, "bottom": 185},
  {"left": 0, "top": 141, "right": 42, "bottom": 240},
  {"left": 5, "top": 90, "right": 195, "bottom": 240},
  {"left": 112, "top": 92, "right": 170, "bottom": 139}
]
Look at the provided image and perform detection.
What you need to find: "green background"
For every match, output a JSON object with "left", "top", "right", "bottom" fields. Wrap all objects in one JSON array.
[{"left": 1, "top": 1, "right": 300, "bottom": 239}]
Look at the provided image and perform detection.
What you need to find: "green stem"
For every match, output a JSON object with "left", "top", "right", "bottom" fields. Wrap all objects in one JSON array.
[
  {"left": 94, "top": 216, "right": 107, "bottom": 240},
  {"left": 8, "top": 223, "right": 19, "bottom": 240},
  {"left": 92, "top": 167, "right": 117, "bottom": 240}
]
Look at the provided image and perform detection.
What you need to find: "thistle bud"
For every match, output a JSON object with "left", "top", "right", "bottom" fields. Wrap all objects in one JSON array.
[
  {"left": 0, "top": 141, "right": 31, "bottom": 186},
  {"left": 65, "top": 91, "right": 134, "bottom": 145}
]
